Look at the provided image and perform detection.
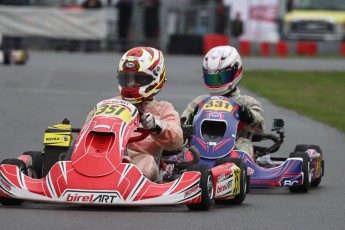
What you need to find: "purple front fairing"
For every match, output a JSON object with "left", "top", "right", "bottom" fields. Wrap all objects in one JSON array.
[{"left": 191, "top": 96, "right": 240, "bottom": 160}]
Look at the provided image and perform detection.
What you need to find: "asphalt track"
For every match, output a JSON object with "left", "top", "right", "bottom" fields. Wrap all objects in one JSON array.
[{"left": 0, "top": 51, "right": 345, "bottom": 230}]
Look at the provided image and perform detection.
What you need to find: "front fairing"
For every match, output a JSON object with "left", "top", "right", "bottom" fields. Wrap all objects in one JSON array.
[
  {"left": 192, "top": 96, "right": 240, "bottom": 159},
  {"left": 0, "top": 161, "right": 202, "bottom": 205},
  {"left": 72, "top": 99, "right": 140, "bottom": 177}
]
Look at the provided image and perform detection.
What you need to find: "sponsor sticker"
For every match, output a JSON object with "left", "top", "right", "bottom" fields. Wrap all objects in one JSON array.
[
  {"left": 218, "top": 173, "right": 231, "bottom": 183},
  {"left": 125, "top": 62, "right": 135, "bottom": 68},
  {"left": 283, "top": 180, "right": 299, "bottom": 186},
  {"left": 63, "top": 191, "right": 122, "bottom": 204},
  {"left": 184, "top": 186, "right": 199, "bottom": 198},
  {"left": 247, "top": 167, "right": 254, "bottom": 176},
  {"left": 216, "top": 180, "right": 232, "bottom": 194}
]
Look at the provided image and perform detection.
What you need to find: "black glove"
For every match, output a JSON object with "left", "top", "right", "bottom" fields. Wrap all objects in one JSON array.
[
  {"left": 180, "top": 117, "right": 187, "bottom": 125},
  {"left": 185, "top": 106, "right": 199, "bottom": 125},
  {"left": 239, "top": 105, "right": 254, "bottom": 124}
]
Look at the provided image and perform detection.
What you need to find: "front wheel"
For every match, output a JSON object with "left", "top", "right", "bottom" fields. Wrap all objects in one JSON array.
[
  {"left": 186, "top": 164, "right": 214, "bottom": 211},
  {"left": 0, "top": 159, "right": 27, "bottom": 205},
  {"left": 288, "top": 152, "right": 311, "bottom": 193}
]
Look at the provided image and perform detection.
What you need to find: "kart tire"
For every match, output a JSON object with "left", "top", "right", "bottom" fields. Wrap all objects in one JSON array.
[
  {"left": 186, "top": 164, "right": 214, "bottom": 211},
  {"left": 214, "top": 158, "right": 248, "bottom": 205},
  {"left": 294, "top": 144, "right": 322, "bottom": 154},
  {"left": 0, "top": 158, "right": 26, "bottom": 205},
  {"left": 288, "top": 152, "right": 311, "bottom": 193},
  {"left": 294, "top": 144, "right": 323, "bottom": 187},
  {"left": 23, "top": 151, "right": 44, "bottom": 179}
]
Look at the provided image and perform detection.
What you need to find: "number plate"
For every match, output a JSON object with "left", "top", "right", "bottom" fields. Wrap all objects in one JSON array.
[{"left": 202, "top": 100, "right": 233, "bottom": 112}]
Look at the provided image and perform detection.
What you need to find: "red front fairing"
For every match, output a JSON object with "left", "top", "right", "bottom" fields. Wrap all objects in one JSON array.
[
  {"left": 0, "top": 99, "right": 202, "bottom": 206},
  {"left": 71, "top": 115, "right": 135, "bottom": 177},
  {"left": 71, "top": 99, "right": 141, "bottom": 177}
]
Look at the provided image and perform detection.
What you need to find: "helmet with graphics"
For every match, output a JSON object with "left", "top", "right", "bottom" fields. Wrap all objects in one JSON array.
[
  {"left": 118, "top": 47, "right": 166, "bottom": 104},
  {"left": 203, "top": 46, "right": 243, "bottom": 95}
]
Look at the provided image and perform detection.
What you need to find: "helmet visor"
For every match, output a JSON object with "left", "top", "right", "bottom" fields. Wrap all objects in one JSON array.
[
  {"left": 203, "top": 68, "right": 237, "bottom": 87},
  {"left": 118, "top": 72, "right": 154, "bottom": 88}
]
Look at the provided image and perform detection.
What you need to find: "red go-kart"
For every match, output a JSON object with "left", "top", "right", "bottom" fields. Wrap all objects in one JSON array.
[{"left": 0, "top": 99, "right": 242, "bottom": 210}]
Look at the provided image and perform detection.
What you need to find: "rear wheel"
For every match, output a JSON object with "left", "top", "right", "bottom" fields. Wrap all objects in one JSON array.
[
  {"left": 23, "top": 151, "right": 44, "bottom": 178},
  {"left": 294, "top": 144, "right": 323, "bottom": 187},
  {"left": 288, "top": 152, "right": 311, "bottom": 193},
  {"left": 0, "top": 159, "right": 27, "bottom": 205},
  {"left": 186, "top": 164, "right": 214, "bottom": 211},
  {"left": 214, "top": 158, "right": 248, "bottom": 205},
  {"left": 294, "top": 144, "right": 322, "bottom": 153}
]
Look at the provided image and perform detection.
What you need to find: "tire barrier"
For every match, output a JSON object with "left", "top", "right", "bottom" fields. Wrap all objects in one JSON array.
[
  {"left": 180, "top": 33, "right": 345, "bottom": 56},
  {"left": 240, "top": 40, "right": 345, "bottom": 57}
]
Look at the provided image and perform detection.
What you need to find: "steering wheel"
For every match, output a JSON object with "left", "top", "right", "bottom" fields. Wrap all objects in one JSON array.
[{"left": 128, "top": 128, "right": 150, "bottom": 143}]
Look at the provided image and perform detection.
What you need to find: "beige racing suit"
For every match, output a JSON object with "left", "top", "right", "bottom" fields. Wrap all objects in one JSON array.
[
  {"left": 181, "top": 88, "right": 265, "bottom": 158},
  {"left": 84, "top": 97, "right": 184, "bottom": 181}
]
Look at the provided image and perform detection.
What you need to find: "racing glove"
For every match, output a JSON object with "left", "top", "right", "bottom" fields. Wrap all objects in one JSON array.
[
  {"left": 180, "top": 117, "right": 187, "bottom": 125},
  {"left": 186, "top": 106, "right": 199, "bottom": 125},
  {"left": 239, "top": 105, "right": 254, "bottom": 124},
  {"left": 140, "top": 112, "right": 162, "bottom": 135}
]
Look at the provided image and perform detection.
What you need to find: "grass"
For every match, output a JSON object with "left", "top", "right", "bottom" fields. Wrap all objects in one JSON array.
[{"left": 242, "top": 70, "right": 345, "bottom": 133}]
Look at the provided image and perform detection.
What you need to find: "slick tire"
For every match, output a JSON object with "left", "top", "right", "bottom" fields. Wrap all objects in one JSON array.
[
  {"left": 214, "top": 158, "right": 248, "bottom": 205},
  {"left": 288, "top": 151, "right": 311, "bottom": 193},
  {"left": 0, "top": 158, "right": 27, "bottom": 205},
  {"left": 23, "top": 151, "right": 44, "bottom": 179},
  {"left": 186, "top": 164, "right": 214, "bottom": 211},
  {"left": 294, "top": 144, "right": 324, "bottom": 187}
]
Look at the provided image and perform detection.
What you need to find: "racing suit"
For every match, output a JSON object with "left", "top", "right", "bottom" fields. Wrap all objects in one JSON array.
[
  {"left": 85, "top": 97, "right": 184, "bottom": 181},
  {"left": 181, "top": 87, "right": 265, "bottom": 158}
]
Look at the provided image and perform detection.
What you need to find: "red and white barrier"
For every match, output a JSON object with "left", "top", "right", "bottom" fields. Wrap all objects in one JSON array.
[{"left": 203, "top": 34, "right": 345, "bottom": 57}]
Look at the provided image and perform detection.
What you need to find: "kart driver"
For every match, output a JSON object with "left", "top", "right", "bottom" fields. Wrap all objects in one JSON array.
[
  {"left": 181, "top": 45, "right": 265, "bottom": 158},
  {"left": 84, "top": 47, "right": 184, "bottom": 181}
]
